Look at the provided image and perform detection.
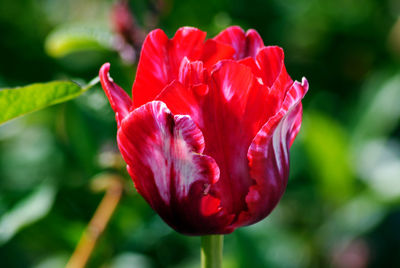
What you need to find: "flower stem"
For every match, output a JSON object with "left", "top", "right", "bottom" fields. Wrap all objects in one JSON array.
[
  {"left": 66, "top": 175, "right": 123, "bottom": 268},
  {"left": 201, "top": 235, "right": 224, "bottom": 268}
]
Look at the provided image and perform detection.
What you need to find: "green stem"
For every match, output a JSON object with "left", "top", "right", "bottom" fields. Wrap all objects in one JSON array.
[{"left": 201, "top": 235, "right": 224, "bottom": 268}]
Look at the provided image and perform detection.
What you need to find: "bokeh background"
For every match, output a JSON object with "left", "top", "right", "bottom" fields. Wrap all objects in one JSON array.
[{"left": 1, "top": 0, "right": 400, "bottom": 267}]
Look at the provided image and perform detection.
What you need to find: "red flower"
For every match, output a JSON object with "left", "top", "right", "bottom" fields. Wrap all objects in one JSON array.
[{"left": 99, "top": 26, "right": 308, "bottom": 235}]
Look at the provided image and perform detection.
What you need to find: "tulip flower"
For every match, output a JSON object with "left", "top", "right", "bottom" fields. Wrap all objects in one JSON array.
[{"left": 99, "top": 26, "right": 308, "bottom": 237}]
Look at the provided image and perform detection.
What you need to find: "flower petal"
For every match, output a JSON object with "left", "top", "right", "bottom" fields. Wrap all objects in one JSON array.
[
  {"left": 171, "top": 27, "right": 207, "bottom": 65},
  {"left": 213, "top": 26, "right": 264, "bottom": 60},
  {"left": 156, "top": 80, "right": 205, "bottom": 128},
  {"left": 245, "top": 29, "right": 264, "bottom": 58},
  {"left": 255, "top": 46, "right": 292, "bottom": 89},
  {"left": 214, "top": 26, "right": 246, "bottom": 59},
  {"left": 131, "top": 29, "right": 169, "bottom": 107},
  {"left": 241, "top": 47, "right": 295, "bottom": 120},
  {"left": 235, "top": 78, "right": 308, "bottom": 227},
  {"left": 157, "top": 58, "right": 208, "bottom": 127},
  {"left": 99, "top": 63, "right": 132, "bottom": 127},
  {"left": 158, "top": 60, "right": 284, "bottom": 217},
  {"left": 238, "top": 57, "right": 263, "bottom": 79},
  {"left": 201, "top": 39, "right": 235, "bottom": 69},
  {"left": 202, "top": 60, "right": 265, "bottom": 215},
  {"left": 178, "top": 57, "right": 206, "bottom": 88},
  {"left": 209, "top": 60, "right": 278, "bottom": 138},
  {"left": 131, "top": 27, "right": 207, "bottom": 108},
  {"left": 117, "top": 101, "right": 234, "bottom": 234}
]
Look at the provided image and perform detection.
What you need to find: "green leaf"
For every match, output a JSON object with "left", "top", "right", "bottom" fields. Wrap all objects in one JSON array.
[
  {"left": 351, "top": 73, "right": 400, "bottom": 200},
  {"left": 302, "top": 111, "right": 355, "bottom": 205},
  {"left": 0, "top": 182, "right": 57, "bottom": 245},
  {"left": 0, "top": 77, "right": 99, "bottom": 124},
  {"left": 45, "top": 24, "right": 113, "bottom": 58},
  {"left": 352, "top": 73, "right": 400, "bottom": 141}
]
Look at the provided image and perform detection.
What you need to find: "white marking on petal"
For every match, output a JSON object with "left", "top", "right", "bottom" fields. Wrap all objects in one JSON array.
[
  {"left": 173, "top": 129, "right": 195, "bottom": 198},
  {"left": 222, "top": 73, "right": 234, "bottom": 101},
  {"left": 150, "top": 141, "right": 171, "bottom": 203}
]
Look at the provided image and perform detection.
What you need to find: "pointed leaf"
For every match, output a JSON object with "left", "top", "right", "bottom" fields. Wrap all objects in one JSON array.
[
  {"left": 45, "top": 24, "right": 113, "bottom": 58},
  {"left": 0, "top": 78, "right": 98, "bottom": 124}
]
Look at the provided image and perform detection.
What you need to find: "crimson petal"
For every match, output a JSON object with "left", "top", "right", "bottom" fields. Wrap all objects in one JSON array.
[
  {"left": 245, "top": 29, "right": 264, "bottom": 58},
  {"left": 214, "top": 26, "right": 264, "bottom": 60},
  {"left": 178, "top": 57, "right": 206, "bottom": 88},
  {"left": 201, "top": 39, "right": 235, "bottom": 69},
  {"left": 170, "top": 27, "right": 207, "bottom": 66},
  {"left": 157, "top": 58, "right": 208, "bottom": 127},
  {"left": 117, "top": 101, "right": 234, "bottom": 234},
  {"left": 99, "top": 63, "right": 132, "bottom": 127},
  {"left": 132, "top": 27, "right": 207, "bottom": 108},
  {"left": 131, "top": 29, "right": 169, "bottom": 107},
  {"left": 255, "top": 46, "right": 292, "bottom": 89},
  {"left": 158, "top": 60, "right": 283, "bottom": 217},
  {"left": 235, "top": 78, "right": 309, "bottom": 227}
]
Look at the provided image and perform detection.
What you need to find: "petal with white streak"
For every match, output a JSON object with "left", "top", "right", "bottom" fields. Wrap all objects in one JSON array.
[
  {"left": 99, "top": 63, "right": 132, "bottom": 127},
  {"left": 235, "top": 78, "right": 308, "bottom": 227},
  {"left": 117, "top": 101, "right": 234, "bottom": 234}
]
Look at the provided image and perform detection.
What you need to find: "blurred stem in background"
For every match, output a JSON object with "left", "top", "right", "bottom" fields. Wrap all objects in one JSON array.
[
  {"left": 201, "top": 235, "right": 223, "bottom": 268},
  {"left": 66, "top": 175, "right": 124, "bottom": 268}
]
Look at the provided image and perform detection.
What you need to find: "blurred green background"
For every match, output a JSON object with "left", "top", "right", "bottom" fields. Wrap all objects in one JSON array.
[{"left": 1, "top": 0, "right": 400, "bottom": 267}]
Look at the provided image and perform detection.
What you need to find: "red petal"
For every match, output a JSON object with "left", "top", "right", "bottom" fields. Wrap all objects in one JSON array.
[
  {"left": 201, "top": 195, "right": 222, "bottom": 216},
  {"left": 171, "top": 27, "right": 207, "bottom": 65},
  {"left": 99, "top": 63, "right": 132, "bottom": 127},
  {"left": 158, "top": 60, "right": 283, "bottom": 217},
  {"left": 157, "top": 58, "right": 208, "bottom": 127},
  {"left": 238, "top": 57, "right": 263, "bottom": 79},
  {"left": 283, "top": 78, "right": 309, "bottom": 147},
  {"left": 131, "top": 29, "right": 169, "bottom": 107},
  {"left": 201, "top": 39, "right": 235, "bottom": 69},
  {"left": 160, "top": 59, "right": 269, "bottom": 133},
  {"left": 156, "top": 57, "right": 308, "bottom": 229},
  {"left": 157, "top": 80, "right": 204, "bottom": 127},
  {"left": 255, "top": 46, "right": 292, "bottom": 89},
  {"left": 202, "top": 61, "right": 271, "bottom": 216},
  {"left": 209, "top": 60, "right": 278, "bottom": 134},
  {"left": 178, "top": 57, "right": 206, "bottom": 88},
  {"left": 132, "top": 27, "right": 207, "bottom": 108},
  {"left": 245, "top": 29, "right": 264, "bottom": 58},
  {"left": 174, "top": 114, "right": 205, "bottom": 153},
  {"left": 235, "top": 78, "right": 308, "bottom": 227},
  {"left": 211, "top": 60, "right": 254, "bottom": 113},
  {"left": 213, "top": 26, "right": 264, "bottom": 60},
  {"left": 214, "top": 26, "right": 246, "bottom": 59},
  {"left": 117, "top": 101, "right": 234, "bottom": 234},
  {"left": 241, "top": 47, "right": 292, "bottom": 110}
]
